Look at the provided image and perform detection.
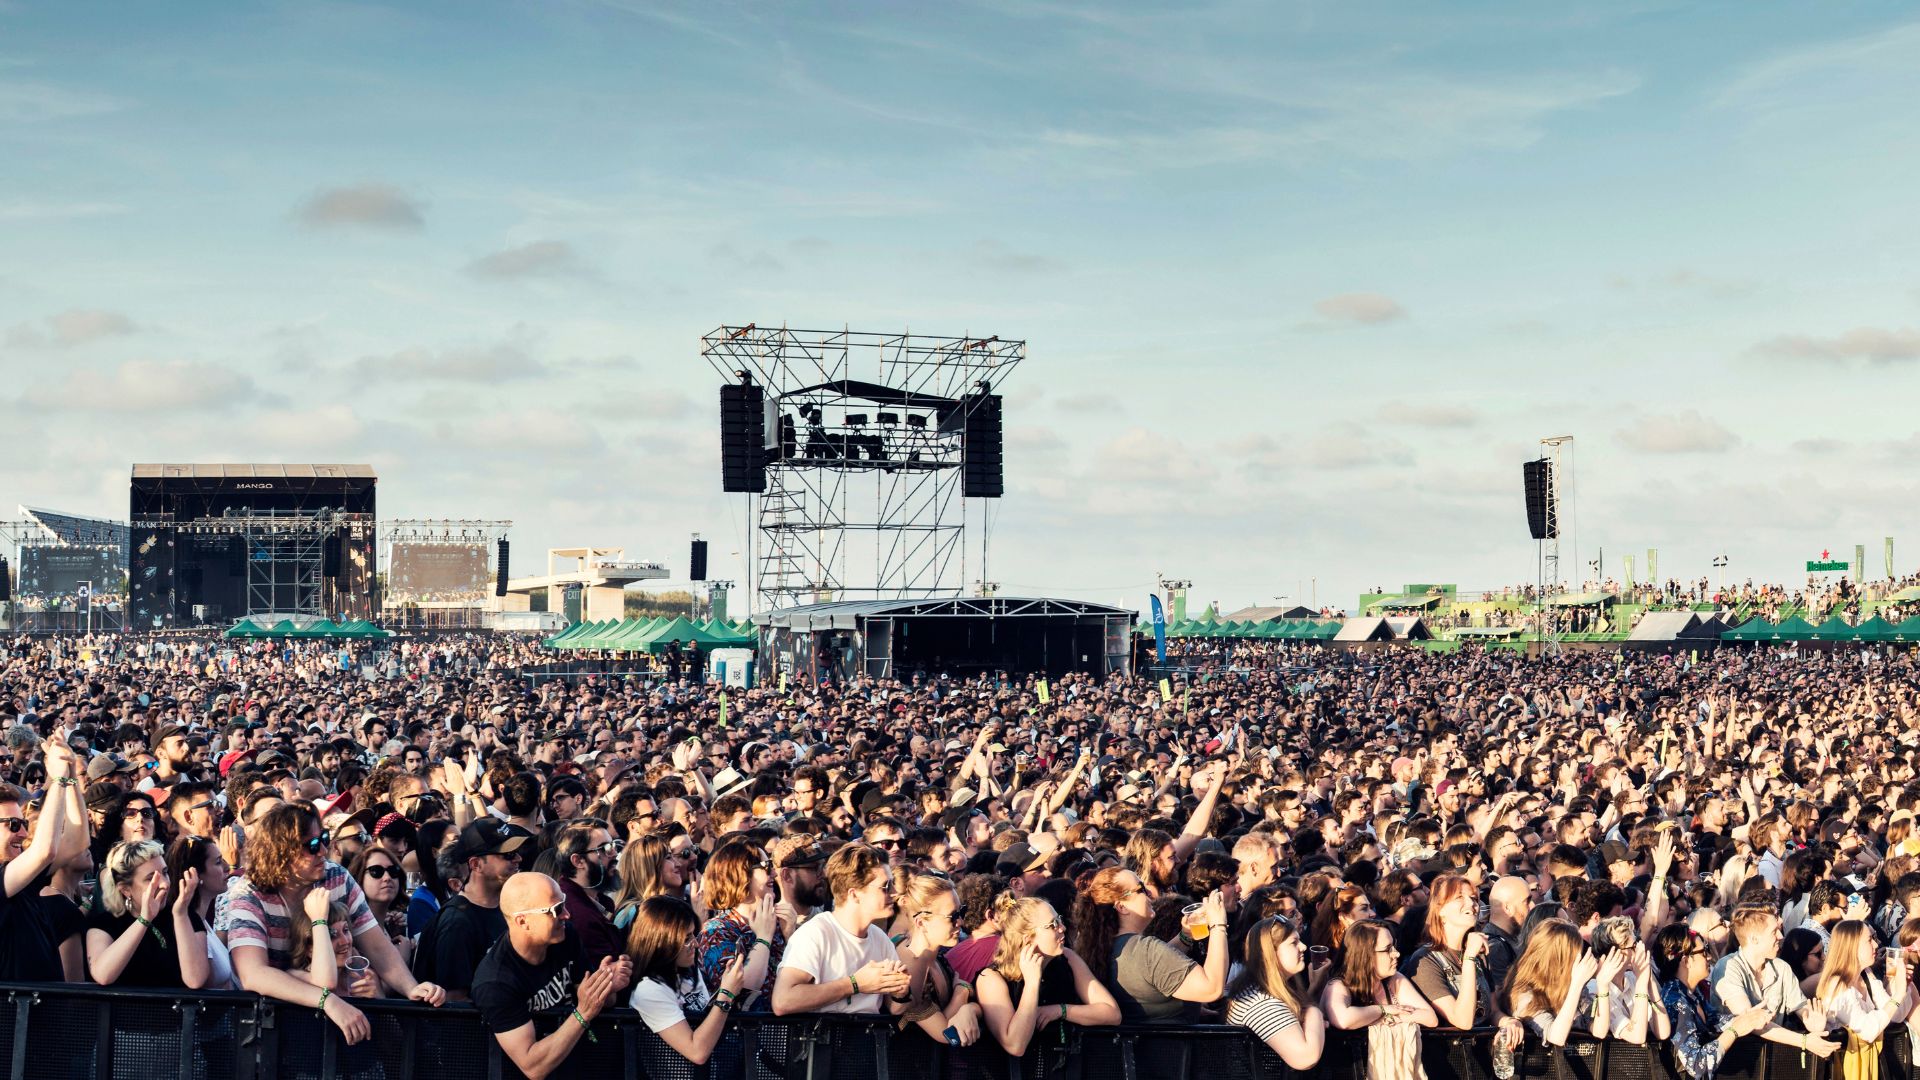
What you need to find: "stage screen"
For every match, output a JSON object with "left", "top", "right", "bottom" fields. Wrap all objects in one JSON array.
[
  {"left": 17, "top": 547, "right": 123, "bottom": 604},
  {"left": 388, "top": 543, "right": 491, "bottom": 603}
]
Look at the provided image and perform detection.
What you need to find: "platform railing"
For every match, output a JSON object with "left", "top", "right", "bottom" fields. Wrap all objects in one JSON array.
[{"left": 0, "top": 983, "right": 1906, "bottom": 1080}]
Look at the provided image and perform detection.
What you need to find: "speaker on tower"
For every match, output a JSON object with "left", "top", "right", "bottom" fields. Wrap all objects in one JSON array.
[
  {"left": 690, "top": 539, "right": 709, "bottom": 582},
  {"left": 496, "top": 538, "right": 510, "bottom": 597},
  {"left": 962, "top": 392, "right": 1004, "bottom": 498},
  {"left": 0, "top": 556, "right": 10, "bottom": 603},
  {"left": 322, "top": 533, "right": 342, "bottom": 578},
  {"left": 1522, "top": 458, "right": 1556, "bottom": 541},
  {"left": 720, "top": 382, "right": 767, "bottom": 493}
]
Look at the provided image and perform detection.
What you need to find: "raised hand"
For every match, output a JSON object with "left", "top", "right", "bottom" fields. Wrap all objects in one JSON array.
[
  {"left": 172, "top": 867, "right": 200, "bottom": 917},
  {"left": 1651, "top": 832, "right": 1676, "bottom": 879},
  {"left": 1571, "top": 951, "right": 1600, "bottom": 988},
  {"left": 139, "top": 871, "right": 170, "bottom": 922},
  {"left": 303, "top": 886, "right": 332, "bottom": 924},
  {"left": 748, "top": 892, "right": 778, "bottom": 942},
  {"left": 577, "top": 957, "right": 621, "bottom": 1019},
  {"left": 1463, "top": 931, "right": 1487, "bottom": 962},
  {"left": 1017, "top": 943, "right": 1046, "bottom": 985},
  {"left": 720, "top": 953, "right": 750, "bottom": 996}
]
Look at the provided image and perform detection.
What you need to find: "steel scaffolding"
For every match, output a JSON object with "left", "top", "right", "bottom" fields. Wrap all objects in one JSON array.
[{"left": 702, "top": 326, "right": 1024, "bottom": 611}]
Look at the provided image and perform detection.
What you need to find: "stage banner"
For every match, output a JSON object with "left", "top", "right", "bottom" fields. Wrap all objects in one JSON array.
[
  {"left": 1150, "top": 594, "right": 1168, "bottom": 664},
  {"left": 1888, "top": 537, "right": 1896, "bottom": 580},
  {"left": 1857, "top": 544, "right": 1867, "bottom": 582},
  {"left": 1624, "top": 555, "right": 1635, "bottom": 587},
  {"left": 1647, "top": 549, "right": 1657, "bottom": 584}
]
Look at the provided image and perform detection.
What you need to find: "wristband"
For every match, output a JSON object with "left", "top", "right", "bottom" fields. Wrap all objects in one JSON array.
[
  {"left": 715, "top": 996, "right": 735, "bottom": 1014},
  {"left": 571, "top": 1008, "right": 597, "bottom": 1043},
  {"left": 318, "top": 988, "right": 332, "bottom": 1010},
  {"left": 55, "top": 777, "right": 76, "bottom": 788},
  {"left": 754, "top": 936, "right": 774, "bottom": 950},
  {"left": 312, "top": 918, "right": 330, "bottom": 928},
  {"left": 849, "top": 973, "right": 860, "bottom": 996}
]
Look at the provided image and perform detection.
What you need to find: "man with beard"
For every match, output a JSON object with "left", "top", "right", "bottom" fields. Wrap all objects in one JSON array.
[
  {"left": 552, "top": 820, "right": 622, "bottom": 971},
  {"left": 770, "top": 836, "right": 830, "bottom": 937},
  {"left": 414, "top": 819, "right": 527, "bottom": 1001},
  {"left": 144, "top": 723, "right": 196, "bottom": 791}
]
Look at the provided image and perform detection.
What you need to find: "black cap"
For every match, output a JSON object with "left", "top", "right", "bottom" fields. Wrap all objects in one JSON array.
[{"left": 457, "top": 819, "right": 530, "bottom": 860}]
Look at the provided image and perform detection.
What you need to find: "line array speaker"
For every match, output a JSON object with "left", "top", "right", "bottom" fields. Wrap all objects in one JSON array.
[
  {"left": 496, "top": 538, "right": 510, "bottom": 597},
  {"left": 690, "top": 539, "right": 708, "bottom": 582},
  {"left": 1523, "top": 458, "right": 1556, "bottom": 540},
  {"left": 721, "top": 384, "right": 767, "bottom": 493},
  {"left": 962, "top": 393, "right": 1003, "bottom": 498},
  {"left": 322, "top": 533, "right": 342, "bottom": 578}
]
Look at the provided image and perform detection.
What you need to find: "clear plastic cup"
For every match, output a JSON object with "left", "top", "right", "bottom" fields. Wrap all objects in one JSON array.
[{"left": 1182, "top": 904, "right": 1210, "bottom": 941}]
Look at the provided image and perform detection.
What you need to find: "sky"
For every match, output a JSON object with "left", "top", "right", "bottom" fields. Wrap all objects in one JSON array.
[{"left": 4, "top": 1, "right": 1920, "bottom": 616}]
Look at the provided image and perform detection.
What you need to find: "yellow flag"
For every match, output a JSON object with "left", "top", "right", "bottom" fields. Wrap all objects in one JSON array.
[
  {"left": 779, "top": 671, "right": 788, "bottom": 692},
  {"left": 718, "top": 692, "right": 729, "bottom": 728},
  {"left": 1037, "top": 680, "right": 1050, "bottom": 704},
  {"left": 1159, "top": 678, "right": 1172, "bottom": 700}
]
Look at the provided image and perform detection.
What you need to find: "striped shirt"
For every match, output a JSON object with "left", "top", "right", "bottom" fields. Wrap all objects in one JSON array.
[
  {"left": 1228, "top": 990, "right": 1300, "bottom": 1042},
  {"left": 226, "top": 863, "right": 378, "bottom": 970}
]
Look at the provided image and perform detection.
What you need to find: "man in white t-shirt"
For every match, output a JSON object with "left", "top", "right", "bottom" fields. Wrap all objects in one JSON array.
[{"left": 772, "top": 842, "right": 912, "bottom": 1015}]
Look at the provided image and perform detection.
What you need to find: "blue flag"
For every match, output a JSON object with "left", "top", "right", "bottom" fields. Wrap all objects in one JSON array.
[{"left": 1150, "top": 594, "right": 1167, "bottom": 663}]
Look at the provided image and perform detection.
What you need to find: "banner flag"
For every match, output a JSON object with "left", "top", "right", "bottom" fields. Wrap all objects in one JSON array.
[{"left": 1150, "top": 594, "right": 1168, "bottom": 664}]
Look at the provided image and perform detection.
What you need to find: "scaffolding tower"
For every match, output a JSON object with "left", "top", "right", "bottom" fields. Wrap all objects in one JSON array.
[{"left": 702, "top": 326, "right": 1024, "bottom": 611}]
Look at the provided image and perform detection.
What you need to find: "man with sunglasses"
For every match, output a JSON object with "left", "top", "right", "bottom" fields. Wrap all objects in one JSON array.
[
  {"left": 413, "top": 819, "right": 527, "bottom": 1002},
  {"left": 472, "top": 871, "right": 631, "bottom": 1080},
  {"left": 161, "top": 780, "right": 218, "bottom": 842}
]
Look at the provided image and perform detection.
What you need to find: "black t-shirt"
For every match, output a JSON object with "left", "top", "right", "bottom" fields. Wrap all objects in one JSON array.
[
  {"left": 414, "top": 894, "right": 507, "bottom": 993},
  {"left": 0, "top": 882, "right": 63, "bottom": 982},
  {"left": 472, "top": 927, "right": 583, "bottom": 1080},
  {"left": 86, "top": 906, "right": 184, "bottom": 988}
]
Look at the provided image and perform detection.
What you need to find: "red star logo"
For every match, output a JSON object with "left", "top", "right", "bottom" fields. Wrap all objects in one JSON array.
[{"left": 1821, "top": 549, "right": 1830, "bottom": 560}]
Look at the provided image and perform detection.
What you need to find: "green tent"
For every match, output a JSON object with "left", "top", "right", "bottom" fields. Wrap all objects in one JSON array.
[
  {"left": 1719, "top": 617, "right": 1773, "bottom": 642},
  {"left": 1894, "top": 616, "right": 1920, "bottom": 643},
  {"left": 1852, "top": 615, "right": 1898, "bottom": 642},
  {"left": 633, "top": 615, "right": 735, "bottom": 653},
  {"left": 1769, "top": 615, "right": 1818, "bottom": 641},
  {"left": 1812, "top": 616, "right": 1857, "bottom": 641}
]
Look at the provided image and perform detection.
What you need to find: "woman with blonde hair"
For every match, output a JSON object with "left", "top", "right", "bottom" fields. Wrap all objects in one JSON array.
[
  {"left": 1325, "top": 920, "right": 1438, "bottom": 1079},
  {"left": 613, "top": 833, "right": 677, "bottom": 931},
  {"left": 976, "top": 897, "right": 1120, "bottom": 1056},
  {"left": 892, "top": 869, "right": 987, "bottom": 1045},
  {"left": 85, "top": 839, "right": 208, "bottom": 988},
  {"left": 1498, "top": 920, "right": 1601, "bottom": 1046},
  {"left": 1227, "top": 915, "right": 1329, "bottom": 1070},
  {"left": 1813, "top": 919, "right": 1916, "bottom": 1079}
]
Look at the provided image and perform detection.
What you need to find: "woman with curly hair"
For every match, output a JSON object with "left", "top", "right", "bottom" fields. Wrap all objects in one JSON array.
[
  {"left": 1071, "top": 866, "right": 1227, "bottom": 1023},
  {"left": 227, "top": 802, "right": 446, "bottom": 1046}
]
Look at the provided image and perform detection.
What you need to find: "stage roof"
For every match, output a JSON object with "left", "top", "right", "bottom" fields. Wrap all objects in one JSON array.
[
  {"left": 131, "top": 464, "right": 375, "bottom": 479},
  {"left": 761, "top": 596, "right": 1134, "bottom": 631}
]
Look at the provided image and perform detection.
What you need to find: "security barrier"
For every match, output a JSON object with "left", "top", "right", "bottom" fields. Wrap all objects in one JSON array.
[{"left": 0, "top": 983, "right": 1900, "bottom": 1080}]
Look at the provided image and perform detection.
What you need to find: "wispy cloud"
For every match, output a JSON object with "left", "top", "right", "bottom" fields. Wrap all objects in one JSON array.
[
  {"left": 1616, "top": 411, "right": 1740, "bottom": 454},
  {"left": 1714, "top": 19, "right": 1920, "bottom": 109},
  {"left": 1380, "top": 402, "right": 1479, "bottom": 428},
  {"left": 464, "top": 240, "right": 588, "bottom": 280},
  {"left": 0, "top": 79, "right": 123, "bottom": 122},
  {"left": 0, "top": 200, "right": 128, "bottom": 221},
  {"left": 1313, "top": 293, "right": 1407, "bottom": 326},
  {"left": 7, "top": 309, "right": 138, "bottom": 348},
  {"left": 19, "top": 360, "right": 260, "bottom": 413},
  {"left": 296, "top": 184, "right": 426, "bottom": 231},
  {"left": 1749, "top": 327, "right": 1920, "bottom": 365}
]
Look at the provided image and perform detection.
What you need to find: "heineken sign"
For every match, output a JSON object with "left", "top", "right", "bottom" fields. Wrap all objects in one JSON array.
[{"left": 1807, "top": 560, "right": 1850, "bottom": 572}]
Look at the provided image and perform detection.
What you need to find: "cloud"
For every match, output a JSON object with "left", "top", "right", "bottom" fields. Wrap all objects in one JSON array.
[
  {"left": 19, "top": 360, "right": 259, "bottom": 413},
  {"left": 1054, "top": 392, "right": 1121, "bottom": 414},
  {"left": 296, "top": 184, "right": 425, "bottom": 231},
  {"left": 0, "top": 79, "right": 122, "bottom": 122},
  {"left": 973, "top": 240, "right": 1065, "bottom": 274},
  {"left": 0, "top": 200, "right": 128, "bottom": 221},
  {"left": 1379, "top": 401, "right": 1479, "bottom": 428},
  {"left": 1313, "top": 293, "right": 1407, "bottom": 325},
  {"left": 464, "top": 240, "right": 587, "bottom": 280},
  {"left": 1715, "top": 20, "right": 1920, "bottom": 110},
  {"left": 1615, "top": 411, "right": 1739, "bottom": 454},
  {"left": 352, "top": 340, "right": 546, "bottom": 382},
  {"left": 1749, "top": 327, "right": 1920, "bottom": 365},
  {"left": 7, "top": 308, "right": 138, "bottom": 348},
  {"left": 1302, "top": 424, "right": 1416, "bottom": 469}
]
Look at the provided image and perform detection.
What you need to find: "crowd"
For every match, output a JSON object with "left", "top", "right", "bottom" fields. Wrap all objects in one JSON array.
[{"left": 7, "top": 632, "right": 1920, "bottom": 1080}]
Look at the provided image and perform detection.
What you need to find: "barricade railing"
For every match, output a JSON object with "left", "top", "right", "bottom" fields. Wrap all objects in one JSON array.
[{"left": 0, "top": 983, "right": 1906, "bottom": 1080}]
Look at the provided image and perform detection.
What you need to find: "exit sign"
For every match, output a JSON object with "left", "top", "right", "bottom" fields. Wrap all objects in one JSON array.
[{"left": 1807, "top": 560, "right": 1850, "bottom": 571}]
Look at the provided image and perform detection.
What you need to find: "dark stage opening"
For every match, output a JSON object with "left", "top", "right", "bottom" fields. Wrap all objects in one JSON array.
[{"left": 889, "top": 615, "right": 1109, "bottom": 679}]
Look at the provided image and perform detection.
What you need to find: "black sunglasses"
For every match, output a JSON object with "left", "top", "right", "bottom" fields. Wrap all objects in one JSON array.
[
  {"left": 0, "top": 818, "right": 25, "bottom": 835},
  {"left": 305, "top": 834, "right": 331, "bottom": 854},
  {"left": 362, "top": 864, "right": 398, "bottom": 880}
]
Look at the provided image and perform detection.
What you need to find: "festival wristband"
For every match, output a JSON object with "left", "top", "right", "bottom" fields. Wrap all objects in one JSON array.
[
  {"left": 318, "top": 988, "right": 331, "bottom": 1010},
  {"left": 754, "top": 937, "right": 774, "bottom": 950},
  {"left": 571, "top": 1008, "right": 597, "bottom": 1043},
  {"left": 849, "top": 974, "right": 860, "bottom": 996}
]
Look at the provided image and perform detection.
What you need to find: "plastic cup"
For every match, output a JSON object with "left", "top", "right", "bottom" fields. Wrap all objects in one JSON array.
[
  {"left": 1182, "top": 904, "right": 1210, "bottom": 941},
  {"left": 345, "top": 955, "right": 370, "bottom": 976}
]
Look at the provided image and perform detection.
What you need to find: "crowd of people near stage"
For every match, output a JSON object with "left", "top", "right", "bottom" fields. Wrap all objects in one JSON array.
[{"left": 6, "top": 632, "right": 1920, "bottom": 1079}]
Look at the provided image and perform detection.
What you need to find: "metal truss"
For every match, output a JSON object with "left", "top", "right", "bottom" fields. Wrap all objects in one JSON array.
[{"left": 701, "top": 326, "right": 1024, "bottom": 611}]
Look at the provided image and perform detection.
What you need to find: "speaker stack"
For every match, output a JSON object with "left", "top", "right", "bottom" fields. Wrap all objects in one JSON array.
[
  {"left": 962, "top": 392, "right": 1004, "bottom": 498},
  {"left": 1522, "top": 459, "right": 1556, "bottom": 540},
  {"left": 690, "top": 539, "right": 708, "bottom": 582},
  {"left": 720, "top": 383, "right": 767, "bottom": 493},
  {"left": 495, "top": 538, "right": 510, "bottom": 597}
]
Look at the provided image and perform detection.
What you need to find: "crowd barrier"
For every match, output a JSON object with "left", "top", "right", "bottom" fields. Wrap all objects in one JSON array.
[{"left": 0, "top": 982, "right": 1909, "bottom": 1080}]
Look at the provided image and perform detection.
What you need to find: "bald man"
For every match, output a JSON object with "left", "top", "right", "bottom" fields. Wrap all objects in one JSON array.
[
  {"left": 471, "top": 873, "right": 632, "bottom": 1080},
  {"left": 1482, "top": 876, "right": 1533, "bottom": 989}
]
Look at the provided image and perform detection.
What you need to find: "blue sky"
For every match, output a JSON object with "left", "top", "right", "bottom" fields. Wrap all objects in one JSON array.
[{"left": 4, "top": 1, "right": 1920, "bottom": 614}]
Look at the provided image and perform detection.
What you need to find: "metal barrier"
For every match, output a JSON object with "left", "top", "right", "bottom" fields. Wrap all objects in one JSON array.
[{"left": 0, "top": 983, "right": 1907, "bottom": 1080}]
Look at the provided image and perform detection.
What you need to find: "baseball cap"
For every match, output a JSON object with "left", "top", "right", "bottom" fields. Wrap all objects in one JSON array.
[
  {"left": 1599, "top": 840, "right": 1632, "bottom": 866},
  {"left": 774, "top": 838, "right": 830, "bottom": 870},
  {"left": 457, "top": 819, "right": 530, "bottom": 860},
  {"left": 86, "top": 754, "right": 137, "bottom": 781},
  {"left": 996, "top": 842, "right": 1048, "bottom": 876},
  {"left": 152, "top": 723, "right": 187, "bottom": 746}
]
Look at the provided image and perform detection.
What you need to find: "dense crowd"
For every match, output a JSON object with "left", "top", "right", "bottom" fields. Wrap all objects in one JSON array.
[{"left": 6, "top": 632, "right": 1920, "bottom": 1080}]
